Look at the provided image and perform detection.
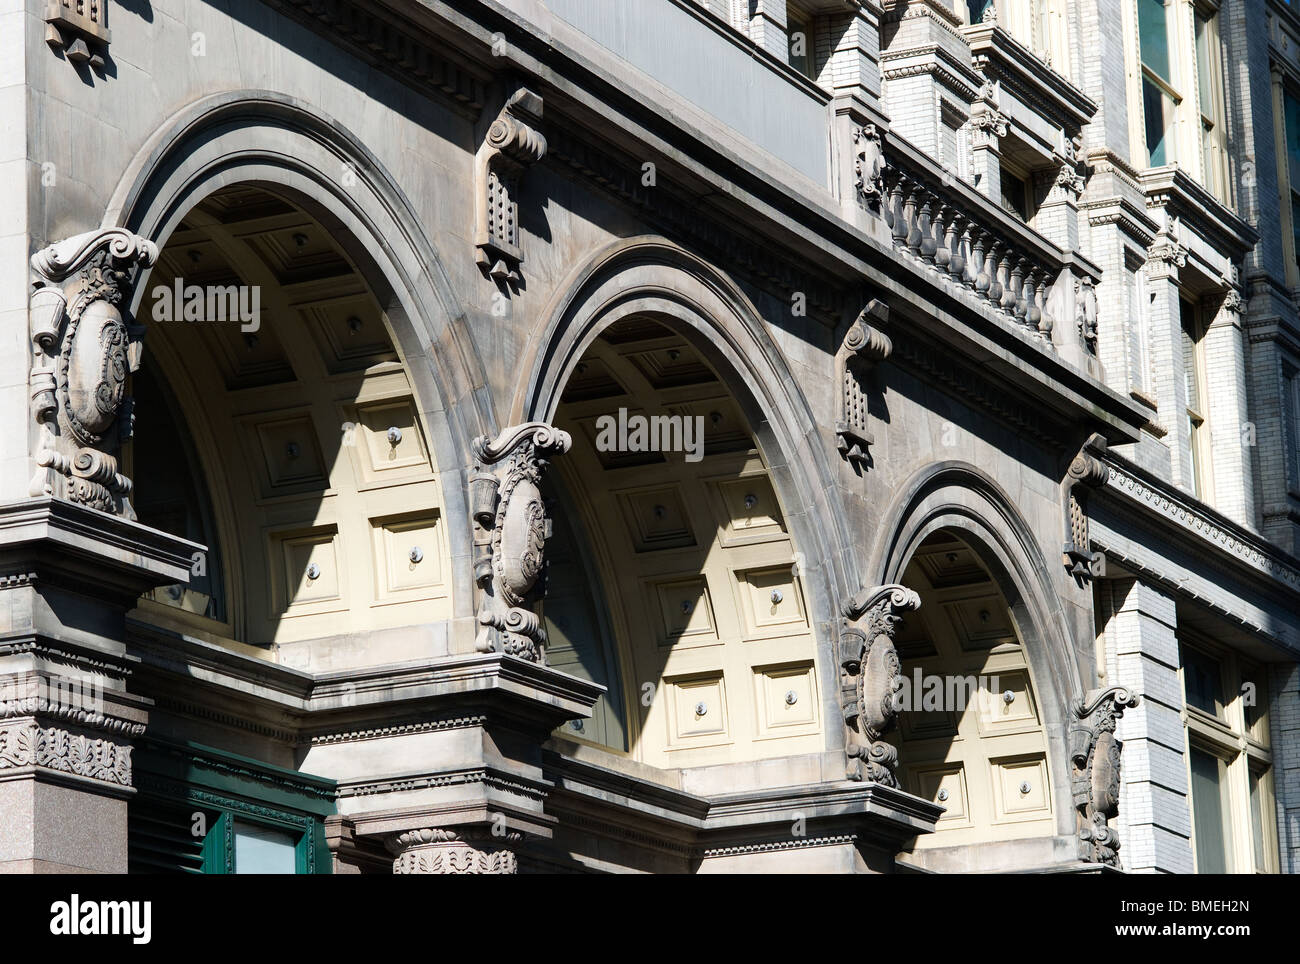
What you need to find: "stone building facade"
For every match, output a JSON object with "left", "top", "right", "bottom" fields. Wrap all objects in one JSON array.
[{"left": 0, "top": 0, "right": 1298, "bottom": 874}]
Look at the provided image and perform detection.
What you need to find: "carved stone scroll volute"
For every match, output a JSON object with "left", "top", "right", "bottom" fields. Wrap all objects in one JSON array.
[
  {"left": 835, "top": 298, "right": 892, "bottom": 470},
  {"left": 475, "top": 86, "right": 547, "bottom": 284},
  {"left": 839, "top": 583, "right": 919, "bottom": 786},
  {"left": 28, "top": 228, "right": 158, "bottom": 519},
  {"left": 469, "top": 422, "right": 571, "bottom": 663},
  {"left": 1062, "top": 433, "right": 1108, "bottom": 582},
  {"left": 1070, "top": 685, "right": 1139, "bottom": 867}
]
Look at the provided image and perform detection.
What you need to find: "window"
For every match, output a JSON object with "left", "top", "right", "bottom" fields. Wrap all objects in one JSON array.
[
  {"left": 787, "top": 3, "right": 815, "bottom": 80},
  {"left": 1280, "top": 89, "right": 1300, "bottom": 283},
  {"left": 199, "top": 811, "right": 321, "bottom": 874},
  {"left": 1138, "top": 0, "right": 1179, "bottom": 167},
  {"left": 1180, "top": 640, "right": 1279, "bottom": 873},
  {"left": 967, "top": 0, "right": 995, "bottom": 23},
  {"left": 1180, "top": 299, "right": 1212, "bottom": 500},
  {"left": 1000, "top": 165, "right": 1033, "bottom": 221},
  {"left": 1194, "top": 5, "right": 1229, "bottom": 199}
]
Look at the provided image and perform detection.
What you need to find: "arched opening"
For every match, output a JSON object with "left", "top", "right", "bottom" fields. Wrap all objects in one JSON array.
[
  {"left": 125, "top": 184, "right": 456, "bottom": 668},
  {"left": 892, "top": 529, "right": 1057, "bottom": 866},
  {"left": 545, "top": 317, "right": 824, "bottom": 767}
]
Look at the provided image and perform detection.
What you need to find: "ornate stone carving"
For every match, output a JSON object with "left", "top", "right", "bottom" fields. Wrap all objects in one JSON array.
[
  {"left": 1055, "top": 162, "right": 1085, "bottom": 201},
  {"left": 387, "top": 827, "right": 521, "bottom": 874},
  {"left": 470, "top": 422, "right": 571, "bottom": 662},
  {"left": 970, "top": 82, "right": 1007, "bottom": 149},
  {"left": 1062, "top": 433, "right": 1108, "bottom": 581},
  {"left": 28, "top": 228, "right": 157, "bottom": 518},
  {"left": 839, "top": 584, "right": 920, "bottom": 785},
  {"left": 0, "top": 720, "right": 133, "bottom": 787},
  {"left": 1075, "top": 276, "right": 1098, "bottom": 354},
  {"left": 45, "top": 0, "right": 110, "bottom": 70},
  {"left": 835, "top": 299, "right": 891, "bottom": 469},
  {"left": 476, "top": 87, "right": 547, "bottom": 284},
  {"left": 854, "top": 124, "right": 885, "bottom": 212},
  {"left": 1144, "top": 221, "right": 1186, "bottom": 281},
  {"left": 1070, "top": 685, "right": 1140, "bottom": 867}
]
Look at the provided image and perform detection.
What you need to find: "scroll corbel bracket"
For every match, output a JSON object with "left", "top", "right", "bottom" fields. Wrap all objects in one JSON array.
[
  {"left": 1062, "top": 433, "right": 1108, "bottom": 584},
  {"left": 835, "top": 298, "right": 891, "bottom": 472},
  {"left": 853, "top": 124, "right": 885, "bottom": 213},
  {"left": 839, "top": 583, "right": 919, "bottom": 785},
  {"left": 469, "top": 422, "right": 571, "bottom": 663},
  {"left": 1070, "top": 684, "right": 1140, "bottom": 867},
  {"left": 475, "top": 87, "right": 547, "bottom": 286},
  {"left": 27, "top": 228, "right": 157, "bottom": 517}
]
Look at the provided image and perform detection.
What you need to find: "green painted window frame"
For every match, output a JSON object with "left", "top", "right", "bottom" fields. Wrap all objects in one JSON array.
[{"left": 196, "top": 800, "right": 327, "bottom": 875}]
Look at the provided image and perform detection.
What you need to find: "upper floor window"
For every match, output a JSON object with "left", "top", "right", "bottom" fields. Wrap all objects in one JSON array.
[
  {"left": 1180, "top": 298, "right": 1213, "bottom": 501},
  {"left": 787, "top": 2, "right": 815, "bottom": 80},
  {"left": 1179, "top": 639, "right": 1278, "bottom": 874},
  {"left": 1131, "top": 0, "right": 1231, "bottom": 201},
  {"left": 1138, "top": 0, "right": 1179, "bottom": 166},
  {"left": 963, "top": 0, "right": 1070, "bottom": 73},
  {"left": 1276, "top": 87, "right": 1300, "bottom": 285}
]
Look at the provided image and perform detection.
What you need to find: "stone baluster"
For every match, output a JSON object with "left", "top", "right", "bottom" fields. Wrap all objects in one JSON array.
[
  {"left": 918, "top": 195, "right": 937, "bottom": 264},
  {"left": 1011, "top": 257, "right": 1027, "bottom": 324},
  {"left": 997, "top": 249, "right": 1015, "bottom": 313},
  {"left": 946, "top": 213, "right": 966, "bottom": 285},
  {"left": 890, "top": 173, "right": 908, "bottom": 248},
  {"left": 932, "top": 205, "right": 950, "bottom": 273},
  {"left": 904, "top": 183, "right": 923, "bottom": 258},
  {"left": 972, "top": 230, "right": 990, "bottom": 299},
  {"left": 1025, "top": 266, "right": 1043, "bottom": 332},
  {"left": 987, "top": 241, "right": 1004, "bottom": 305}
]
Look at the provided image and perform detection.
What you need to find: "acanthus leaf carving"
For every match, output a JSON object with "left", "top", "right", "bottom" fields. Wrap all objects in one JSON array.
[
  {"left": 839, "top": 583, "right": 919, "bottom": 786},
  {"left": 470, "top": 422, "right": 571, "bottom": 662},
  {"left": 28, "top": 228, "right": 157, "bottom": 518},
  {"left": 1070, "top": 685, "right": 1140, "bottom": 867},
  {"left": 853, "top": 124, "right": 885, "bottom": 212}
]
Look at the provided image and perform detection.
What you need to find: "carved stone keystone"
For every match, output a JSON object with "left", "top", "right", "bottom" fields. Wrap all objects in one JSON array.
[
  {"left": 28, "top": 228, "right": 158, "bottom": 519},
  {"left": 839, "top": 584, "right": 919, "bottom": 785},
  {"left": 1070, "top": 685, "right": 1140, "bottom": 867},
  {"left": 470, "top": 422, "right": 571, "bottom": 662}
]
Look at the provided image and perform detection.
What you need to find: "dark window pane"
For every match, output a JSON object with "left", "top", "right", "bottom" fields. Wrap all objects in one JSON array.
[
  {"left": 1182, "top": 645, "right": 1223, "bottom": 715},
  {"left": 968, "top": 0, "right": 994, "bottom": 23},
  {"left": 1138, "top": 0, "right": 1171, "bottom": 81},
  {"left": 1000, "top": 168, "right": 1029, "bottom": 220},
  {"left": 1143, "top": 77, "right": 1172, "bottom": 166},
  {"left": 1249, "top": 769, "right": 1266, "bottom": 870},
  {"left": 1190, "top": 749, "right": 1231, "bottom": 873}
]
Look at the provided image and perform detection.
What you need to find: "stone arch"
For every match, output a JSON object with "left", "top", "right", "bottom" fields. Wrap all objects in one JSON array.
[
  {"left": 102, "top": 90, "right": 492, "bottom": 619},
  {"left": 517, "top": 237, "right": 856, "bottom": 752},
  {"left": 870, "top": 460, "right": 1086, "bottom": 847}
]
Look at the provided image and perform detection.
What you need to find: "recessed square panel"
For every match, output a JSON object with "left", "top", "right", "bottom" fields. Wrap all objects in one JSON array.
[
  {"left": 251, "top": 413, "right": 327, "bottom": 496},
  {"left": 753, "top": 662, "right": 819, "bottom": 737},
  {"left": 737, "top": 565, "right": 806, "bottom": 637},
  {"left": 616, "top": 486, "right": 696, "bottom": 552},
  {"left": 665, "top": 397, "right": 751, "bottom": 454},
  {"left": 653, "top": 578, "right": 716, "bottom": 645},
  {"left": 666, "top": 673, "right": 729, "bottom": 746},
  {"left": 349, "top": 398, "right": 432, "bottom": 485},
  {"left": 943, "top": 597, "right": 1018, "bottom": 651},
  {"left": 991, "top": 755, "right": 1052, "bottom": 821},
  {"left": 272, "top": 527, "right": 344, "bottom": 616},
  {"left": 911, "top": 764, "right": 970, "bottom": 827},
  {"left": 372, "top": 513, "right": 445, "bottom": 599},
  {"left": 709, "top": 475, "right": 786, "bottom": 545},
  {"left": 974, "top": 669, "right": 1040, "bottom": 734}
]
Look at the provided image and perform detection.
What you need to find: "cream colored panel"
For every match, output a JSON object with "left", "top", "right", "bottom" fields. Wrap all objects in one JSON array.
[
  {"left": 666, "top": 673, "right": 730, "bottom": 747},
  {"left": 975, "top": 669, "right": 1041, "bottom": 735},
  {"left": 251, "top": 413, "right": 327, "bottom": 497},
  {"left": 371, "top": 513, "right": 447, "bottom": 602},
  {"left": 616, "top": 485, "right": 696, "bottom": 551},
  {"left": 665, "top": 397, "right": 751, "bottom": 453},
  {"left": 653, "top": 577, "right": 716, "bottom": 646},
  {"left": 709, "top": 475, "right": 786, "bottom": 546},
  {"left": 736, "top": 565, "right": 806, "bottom": 638},
  {"left": 351, "top": 399, "right": 431, "bottom": 486},
  {"left": 991, "top": 755, "right": 1052, "bottom": 822},
  {"left": 753, "top": 662, "right": 818, "bottom": 738},
  {"left": 912, "top": 764, "right": 971, "bottom": 827},
  {"left": 942, "top": 596, "right": 1018, "bottom": 651},
  {"left": 273, "top": 527, "right": 345, "bottom": 616}
]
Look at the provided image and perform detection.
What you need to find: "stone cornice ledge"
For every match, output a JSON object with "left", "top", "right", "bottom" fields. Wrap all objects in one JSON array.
[
  {"left": 963, "top": 23, "right": 1097, "bottom": 129},
  {"left": 1140, "top": 165, "right": 1258, "bottom": 261},
  {"left": 1099, "top": 451, "right": 1300, "bottom": 600}
]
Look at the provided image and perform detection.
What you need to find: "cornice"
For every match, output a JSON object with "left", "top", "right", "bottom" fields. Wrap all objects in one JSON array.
[
  {"left": 1099, "top": 452, "right": 1300, "bottom": 599},
  {"left": 880, "top": 44, "right": 983, "bottom": 102},
  {"left": 963, "top": 23, "right": 1097, "bottom": 131},
  {"left": 1139, "top": 166, "right": 1258, "bottom": 261}
]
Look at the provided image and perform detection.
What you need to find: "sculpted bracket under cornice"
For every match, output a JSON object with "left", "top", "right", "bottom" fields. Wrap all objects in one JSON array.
[
  {"left": 835, "top": 298, "right": 892, "bottom": 470},
  {"left": 839, "top": 584, "right": 919, "bottom": 786},
  {"left": 469, "top": 422, "right": 571, "bottom": 663},
  {"left": 1062, "top": 433, "right": 1108, "bottom": 582},
  {"left": 28, "top": 228, "right": 158, "bottom": 519},
  {"left": 475, "top": 86, "right": 547, "bottom": 285}
]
